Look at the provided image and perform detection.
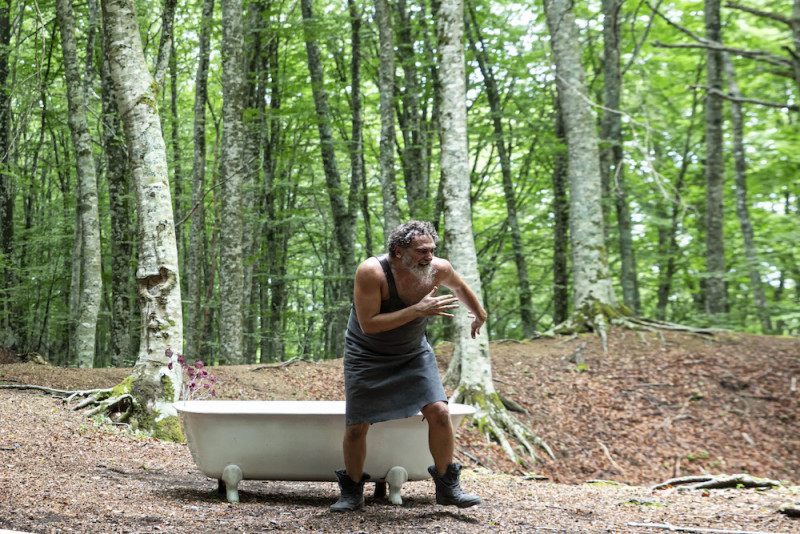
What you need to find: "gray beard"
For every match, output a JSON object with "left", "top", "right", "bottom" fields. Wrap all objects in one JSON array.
[{"left": 401, "top": 253, "right": 434, "bottom": 279}]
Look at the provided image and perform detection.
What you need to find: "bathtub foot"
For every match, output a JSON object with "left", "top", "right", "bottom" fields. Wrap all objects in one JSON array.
[
  {"left": 385, "top": 466, "right": 408, "bottom": 505},
  {"left": 221, "top": 464, "right": 243, "bottom": 503}
]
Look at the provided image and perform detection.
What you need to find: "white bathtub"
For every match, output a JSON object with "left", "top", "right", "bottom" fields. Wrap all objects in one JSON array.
[{"left": 174, "top": 400, "right": 475, "bottom": 504}]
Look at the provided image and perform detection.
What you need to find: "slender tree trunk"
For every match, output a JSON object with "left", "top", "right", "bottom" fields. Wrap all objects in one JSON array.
[
  {"left": 704, "top": 0, "right": 727, "bottom": 316},
  {"left": 395, "top": 0, "right": 429, "bottom": 220},
  {"left": 218, "top": 0, "right": 246, "bottom": 364},
  {"left": 723, "top": 54, "right": 772, "bottom": 332},
  {"left": 465, "top": 3, "right": 535, "bottom": 337},
  {"left": 186, "top": 0, "right": 214, "bottom": 362},
  {"left": 169, "top": 43, "right": 184, "bottom": 272},
  {"left": 600, "top": 0, "right": 640, "bottom": 314},
  {"left": 57, "top": 0, "right": 103, "bottom": 368},
  {"left": 101, "top": 38, "right": 134, "bottom": 367},
  {"left": 102, "top": 0, "right": 182, "bottom": 423},
  {"left": 543, "top": 0, "right": 625, "bottom": 338},
  {"left": 376, "top": 0, "right": 401, "bottom": 235},
  {"left": 552, "top": 101, "right": 569, "bottom": 326},
  {"left": 300, "top": 0, "right": 357, "bottom": 357},
  {"left": 0, "top": 0, "right": 13, "bottom": 347},
  {"left": 348, "top": 0, "right": 365, "bottom": 254}
]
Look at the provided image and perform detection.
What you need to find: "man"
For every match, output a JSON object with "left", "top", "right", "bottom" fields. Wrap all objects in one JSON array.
[{"left": 331, "top": 220, "right": 486, "bottom": 512}]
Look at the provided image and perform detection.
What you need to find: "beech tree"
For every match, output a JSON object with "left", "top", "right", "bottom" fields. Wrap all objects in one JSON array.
[{"left": 56, "top": 0, "right": 102, "bottom": 368}]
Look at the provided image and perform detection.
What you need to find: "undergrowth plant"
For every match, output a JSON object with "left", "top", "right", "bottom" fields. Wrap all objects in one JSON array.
[{"left": 166, "top": 348, "right": 218, "bottom": 403}]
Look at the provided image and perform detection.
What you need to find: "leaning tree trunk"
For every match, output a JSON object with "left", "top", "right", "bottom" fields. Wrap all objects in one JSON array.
[
  {"left": 185, "top": 0, "right": 214, "bottom": 362},
  {"left": 543, "top": 0, "right": 629, "bottom": 345},
  {"left": 723, "top": 54, "right": 772, "bottom": 333},
  {"left": 704, "top": 0, "right": 727, "bottom": 316},
  {"left": 301, "top": 0, "right": 358, "bottom": 357},
  {"left": 375, "top": 0, "right": 401, "bottom": 236},
  {"left": 438, "top": 0, "right": 552, "bottom": 465},
  {"left": 600, "top": 0, "right": 640, "bottom": 314},
  {"left": 465, "top": 3, "right": 536, "bottom": 337},
  {"left": 218, "top": 0, "right": 246, "bottom": 365},
  {"left": 100, "top": 0, "right": 183, "bottom": 438},
  {"left": 56, "top": 0, "right": 103, "bottom": 368}
]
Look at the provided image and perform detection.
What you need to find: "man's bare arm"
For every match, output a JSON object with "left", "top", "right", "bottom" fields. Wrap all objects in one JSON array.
[{"left": 438, "top": 261, "right": 487, "bottom": 339}]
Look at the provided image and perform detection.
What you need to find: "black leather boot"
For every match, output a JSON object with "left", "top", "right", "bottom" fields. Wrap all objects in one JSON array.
[
  {"left": 330, "top": 469, "right": 370, "bottom": 512},
  {"left": 428, "top": 463, "right": 482, "bottom": 508}
]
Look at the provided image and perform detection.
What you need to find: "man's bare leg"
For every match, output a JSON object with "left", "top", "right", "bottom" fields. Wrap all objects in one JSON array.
[
  {"left": 421, "top": 401, "right": 482, "bottom": 508},
  {"left": 421, "top": 401, "right": 454, "bottom": 474},
  {"left": 343, "top": 423, "right": 370, "bottom": 479}
]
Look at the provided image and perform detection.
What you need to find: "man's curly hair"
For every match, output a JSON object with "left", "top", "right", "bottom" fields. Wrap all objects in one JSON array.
[{"left": 386, "top": 221, "right": 439, "bottom": 257}]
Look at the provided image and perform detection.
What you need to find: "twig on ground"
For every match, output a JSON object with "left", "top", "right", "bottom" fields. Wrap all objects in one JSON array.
[
  {"left": 625, "top": 522, "right": 794, "bottom": 534},
  {"left": 651, "top": 473, "right": 782, "bottom": 491}
]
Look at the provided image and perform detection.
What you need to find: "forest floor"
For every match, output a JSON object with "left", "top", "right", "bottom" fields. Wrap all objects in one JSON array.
[{"left": 1, "top": 328, "right": 799, "bottom": 533}]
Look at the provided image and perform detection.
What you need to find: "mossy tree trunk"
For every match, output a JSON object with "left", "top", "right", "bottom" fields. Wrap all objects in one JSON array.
[{"left": 99, "top": 0, "right": 182, "bottom": 436}]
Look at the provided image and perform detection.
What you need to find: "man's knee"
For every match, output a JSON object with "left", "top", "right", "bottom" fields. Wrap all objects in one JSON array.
[
  {"left": 344, "top": 423, "right": 370, "bottom": 442},
  {"left": 422, "top": 401, "right": 451, "bottom": 428}
]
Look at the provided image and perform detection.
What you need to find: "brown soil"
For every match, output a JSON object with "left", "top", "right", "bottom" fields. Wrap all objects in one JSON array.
[{"left": 1, "top": 328, "right": 799, "bottom": 533}]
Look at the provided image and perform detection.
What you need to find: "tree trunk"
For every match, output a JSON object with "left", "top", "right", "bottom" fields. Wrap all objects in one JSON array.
[
  {"left": 600, "top": 0, "right": 640, "bottom": 314},
  {"left": 186, "top": 0, "right": 214, "bottom": 362},
  {"left": 348, "top": 0, "right": 365, "bottom": 257},
  {"left": 376, "top": 0, "right": 401, "bottom": 236},
  {"left": 723, "top": 54, "right": 772, "bottom": 333},
  {"left": 101, "top": 36, "right": 134, "bottom": 368},
  {"left": 395, "top": 0, "right": 430, "bottom": 220},
  {"left": 0, "top": 0, "right": 12, "bottom": 348},
  {"left": 219, "top": 0, "right": 246, "bottom": 365},
  {"left": 169, "top": 43, "right": 184, "bottom": 272},
  {"left": 552, "top": 100, "right": 570, "bottom": 326},
  {"left": 704, "top": 0, "right": 727, "bottom": 316},
  {"left": 300, "top": 0, "right": 357, "bottom": 357},
  {"left": 438, "top": 0, "right": 551, "bottom": 464},
  {"left": 57, "top": 0, "right": 103, "bottom": 368},
  {"left": 465, "top": 3, "right": 535, "bottom": 337},
  {"left": 543, "top": 0, "right": 626, "bottom": 340},
  {"left": 101, "top": 0, "right": 182, "bottom": 434}
]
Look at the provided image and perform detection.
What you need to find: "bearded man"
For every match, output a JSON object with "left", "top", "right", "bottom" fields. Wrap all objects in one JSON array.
[{"left": 331, "top": 220, "right": 486, "bottom": 512}]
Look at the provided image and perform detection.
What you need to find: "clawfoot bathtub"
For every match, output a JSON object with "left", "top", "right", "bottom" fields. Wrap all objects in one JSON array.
[{"left": 174, "top": 400, "right": 475, "bottom": 504}]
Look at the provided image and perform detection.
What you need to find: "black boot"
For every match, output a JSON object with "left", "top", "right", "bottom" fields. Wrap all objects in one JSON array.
[
  {"left": 330, "top": 469, "right": 370, "bottom": 512},
  {"left": 428, "top": 463, "right": 482, "bottom": 508}
]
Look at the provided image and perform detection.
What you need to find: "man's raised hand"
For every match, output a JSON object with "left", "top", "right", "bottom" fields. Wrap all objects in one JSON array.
[{"left": 415, "top": 286, "right": 459, "bottom": 317}]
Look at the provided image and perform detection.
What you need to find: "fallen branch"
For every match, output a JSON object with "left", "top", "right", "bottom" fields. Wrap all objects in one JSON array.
[
  {"left": 251, "top": 357, "right": 306, "bottom": 371},
  {"left": 651, "top": 473, "right": 782, "bottom": 491},
  {"left": 625, "top": 522, "right": 794, "bottom": 534},
  {"left": 778, "top": 503, "right": 800, "bottom": 517}
]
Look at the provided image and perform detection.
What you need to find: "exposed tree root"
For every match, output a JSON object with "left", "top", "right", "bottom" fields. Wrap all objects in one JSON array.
[
  {"left": 451, "top": 387, "right": 555, "bottom": 466},
  {"left": 0, "top": 384, "right": 112, "bottom": 404},
  {"left": 651, "top": 473, "right": 782, "bottom": 491}
]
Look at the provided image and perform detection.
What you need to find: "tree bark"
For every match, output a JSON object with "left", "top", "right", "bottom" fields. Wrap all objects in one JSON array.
[
  {"left": 57, "top": 0, "right": 103, "bottom": 368},
  {"left": 219, "top": 0, "right": 246, "bottom": 365},
  {"left": 101, "top": 0, "right": 182, "bottom": 423},
  {"left": 0, "top": 0, "right": 13, "bottom": 347},
  {"left": 465, "top": 3, "right": 535, "bottom": 337},
  {"left": 186, "top": 0, "right": 214, "bottom": 362},
  {"left": 704, "top": 0, "right": 727, "bottom": 316},
  {"left": 543, "top": 0, "right": 625, "bottom": 337},
  {"left": 101, "top": 35, "right": 134, "bottom": 368},
  {"left": 376, "top": 0, "right": 401, "bottom": 236},
  {"left": 723, "top": 54, "right": 772, "bottom": 333},
  {"left": 552, "top": 100, "right": 570, "bottom": 326},
  {"left": 600, "top": 0, "right": 640, "bottom": 314}
]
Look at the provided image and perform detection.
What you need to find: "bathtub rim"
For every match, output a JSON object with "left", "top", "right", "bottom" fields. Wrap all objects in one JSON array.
[{"left": 173, "top": 399, "right": 476, "bottom": 417}]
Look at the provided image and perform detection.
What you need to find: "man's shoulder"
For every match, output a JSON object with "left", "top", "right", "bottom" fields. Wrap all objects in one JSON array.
[{"left": 356, "top": 256, "right": 385, "bottom": 279}]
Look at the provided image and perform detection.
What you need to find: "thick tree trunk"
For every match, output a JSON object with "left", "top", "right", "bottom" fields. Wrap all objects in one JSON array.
[
  {"left": 723, "top": 54, "right": 772, "bottom": 333},
  {"left": 101, "top": 0, "right": 182, "bottom": 430},
  {"left": 101, "top": 40, "right": 134, "bottom": 368},
  {"left": 600, "top": 0, "right": 640, "bottom": 314},
  {"left": 543, "top": 0, "right": 625, "bottom": 338},
  {"left": 300, "top": 0, "right": 357, "bottom": 357},
  {"left": 465, "top": 4, "right": 535, "bottom": 337},
  {"left": 219, "top": 0, "right": 246, "bottom": 365},
  {"left": 704, "top": 0, "right": 727, "bottom": 316},
  {"left": 376, "top": 0, "right": 401, "bottom": 235},
  {"left": 186, "top": 0, "right": 214, "bottom": 362},
  {"left": 57, "top": 0, "right": 103, "bottom": 368}
]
